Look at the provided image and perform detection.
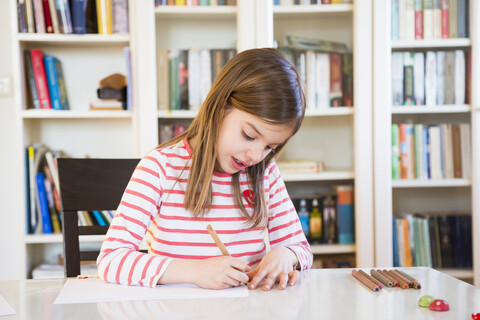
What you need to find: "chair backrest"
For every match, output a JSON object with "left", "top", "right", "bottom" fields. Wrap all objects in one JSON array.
[{"left": 57, "top": 158, "right": 139, "bottom": 277}]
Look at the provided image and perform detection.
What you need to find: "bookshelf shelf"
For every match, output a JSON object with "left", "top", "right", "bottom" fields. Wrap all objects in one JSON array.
[
  {"left": 391, "top": 105, "right": 471, "bottom": 114},
  {"left": 391, "top": 38, "right": 471, "bottom": 49},
  {"left": 154, "top": 5, "right": 237, "bottom": 18},
  {"left": 17, "top": 33, "right": 130, "bottom": 45},
  {"left": 25, "top": 234, "right": 105, "bottom": 244},
  {"left": 305, "top": 108, "right": 354, "bottom": 117},
  {"left": 273, "top": 4, "right": 353, "bottom": 18},
  {"left": 283, "top": 171, "right": 354, "bottom": 182},
  {"left": 310, "top": 244, "right": 355, "bottom": 255},
  {"left": 392, "top": 179, "right": 471, "bottom": 188},
  {"left": 21, "top": 110, "right": 133, "bottom": 119}
]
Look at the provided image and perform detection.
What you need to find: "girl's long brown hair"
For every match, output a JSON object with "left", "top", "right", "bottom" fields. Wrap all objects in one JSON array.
[{"left": 158, "top": 48, "right": 306, "bottom": 229}]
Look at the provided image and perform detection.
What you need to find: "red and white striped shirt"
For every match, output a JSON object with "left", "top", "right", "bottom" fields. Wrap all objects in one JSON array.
[{"left": 97, "top": 138, "right": 312, "bottom": 287}]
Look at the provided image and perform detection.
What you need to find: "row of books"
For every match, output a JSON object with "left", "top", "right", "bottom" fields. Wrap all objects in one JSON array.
[
  {"left": 279, "top": 48, "right": 353, "bottom": 109},
  {"left": 391, "top": 0, "right": 469, "bottom": 41},
  {"left": 24, "top": 49, "right": 70, "bottom": 110},
  {"left": 392, "top": 123, "right": 471, "bottom": 180},
  {"left": 292, "top": 186, "right": 354, "bottom": 245},
  {"left": 155, "top": 0, "right": 236, "bottom": 5},
  {"left": 393, "top": 213, "right": 472, "bottom": 269},
  {"left": 158, "top": 124, "right": 188, "bottom": 144},
  {"left": 25, "top": 144, "right": 65, "bottom": 235},
  {"left": 156, "top": 48, "right": 236, "bottom": 111},
  {"left": 18, "top": 0, "right": 128, "bottom": 35},
  {"left": 77, "top": 210, "right": 114, "bottom": 226},
  {"left": 274, "top": 0, "right": 353, "bottom": 4},
  {"left": 392, "top": 50, "right": 470, "bottom": 106}
]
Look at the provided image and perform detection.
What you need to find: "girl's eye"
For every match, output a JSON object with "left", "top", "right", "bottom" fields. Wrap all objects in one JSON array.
[{"left": 242, "top": 131, "right": 254, "bottom": 141}]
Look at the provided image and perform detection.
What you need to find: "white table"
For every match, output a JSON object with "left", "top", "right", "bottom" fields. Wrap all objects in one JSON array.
[{"left": 1, "top": 267, "right": 479, "bottom": 319}]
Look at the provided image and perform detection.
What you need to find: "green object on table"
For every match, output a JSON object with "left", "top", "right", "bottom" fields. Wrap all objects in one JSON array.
[{"left": 418, "top": 295, "right": 435, "bottom": 307}]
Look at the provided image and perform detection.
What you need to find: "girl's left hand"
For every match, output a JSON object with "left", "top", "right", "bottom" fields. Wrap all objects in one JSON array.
[{"left": 246, "top": 246, "right": 300, "bottom": 291}]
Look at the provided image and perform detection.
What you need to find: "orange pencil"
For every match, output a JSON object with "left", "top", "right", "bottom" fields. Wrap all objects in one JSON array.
[
  {"left": 206, "top": 224, "right": 230, "bottom": 256},
  {"left": 352, "top": 269, "right": 379, "bottom": 292}
]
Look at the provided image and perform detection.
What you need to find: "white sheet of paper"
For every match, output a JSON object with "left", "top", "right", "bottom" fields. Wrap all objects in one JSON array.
[
  {"left": 0, "top": 295, "right": 16, "bottom": 316},
  {"left": 54, "top": 278, "right": 248, "bottom": 304}
]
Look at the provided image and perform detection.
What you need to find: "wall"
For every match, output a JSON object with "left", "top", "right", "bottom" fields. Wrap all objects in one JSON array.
[{"left": 0, "top": 0, "right": 22, "bottom": 280}]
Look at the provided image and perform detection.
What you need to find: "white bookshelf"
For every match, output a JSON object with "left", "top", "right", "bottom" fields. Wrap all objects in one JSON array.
[
  {"left": 261, "top": 1, "right": 374, "bottom": 266},
  {"left": 373, "top": 0, "right": 479, "bottom": 286}
]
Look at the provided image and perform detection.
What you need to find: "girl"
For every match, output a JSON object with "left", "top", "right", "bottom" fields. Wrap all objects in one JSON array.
[{"left": 97, "top": 48, "right": 313, "bottom": 291}]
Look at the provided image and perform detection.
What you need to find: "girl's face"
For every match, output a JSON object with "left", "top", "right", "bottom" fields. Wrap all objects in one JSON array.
[{"left": 216, "top": 108, "right": 294, "bottom": 174}]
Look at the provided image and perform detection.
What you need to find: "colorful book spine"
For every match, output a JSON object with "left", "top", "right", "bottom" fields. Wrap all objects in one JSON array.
[
  {"left": 42, "top": 0, "right": 54, "bottom": 33},
  {"left": 36, "top": 173, "right": 53, "bottom": 234},
  {"left": 30, "top": 49, "right": 52, "bottom": 109},
  {"left": 92, "top": 210, "right": 107, "bottom": 226},
  {"left": 414, "top": 0, "right": 423, "bottom": 39},
  {"left": 337, "top": 185, "right": 354, "bottom": 244},
  {"left": 24, "top": 50, "right": 40, "bottom": 109},
  {"left": 53, "top": 57, "right": 70, "bottom": 110},
  {"left": 392, "top": 123, "right": 400, "bottom": 180},
  {"left": 96, "top": 0, "right": 113, "bottom": 34},
  {"left": 43, "top": 55, "right": 62, "bottom": 110},
  {"left": 71, "top": 0, "right": 87, "bottom": 34}
]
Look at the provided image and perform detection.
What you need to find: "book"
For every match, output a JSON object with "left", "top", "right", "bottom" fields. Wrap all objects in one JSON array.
[
  {"left": 85, "top": 0, "right": 98, "bottom": 33},
  {"left": 157, "top": 49, "right": 170, "bottom": 110},
  {"left": 436, "top": 51, "right": 446, "bottom": 104},
  {"left": 53, "top": 57, "right": 70, "bottom": 109},
  {"left": 337, "top": 185, "right": 354, "bottom": 244},
  {"left": 96, "top": 0, "right": 113, "bottom": 34},
  {"left": 428, "top": 125, "right": 442, "bottom": 179},
  {"left": 112, "top": 0, "right": 129, "bottom": 33},
  {"left": 456, "top": 0, "right": 467, "bottom": 38},
  {"left": 30, "top": 49, "right": 52, "bottom": 109},
  {"left": 454, "top": 50, "right": 465, "bottom": 104},
  {"left": 17, "top": 0, "right": 27, "bottom": 33},
  {"left": 178, "top": 50, "right": 189, "bottom": 110},
  {"left": 398, "top": 123, "right": 409, "bottom": 179},
  {"left": 32, "top": 0, "right": 46, "bottom": 33},
  {"left": 36, "top": 173, "right": 53, "bottom": 234},
  {"left": 392, "top": 217, "right": 399, "bottom": 266},
  {"left": 25, "top": 0, "right": 35, "bottom": 33},
  {"left": 391, "top": 0, "right": 399, "bottom": 40},
  {"left": 42, "top": 0, "right": 54, "bottom": 33},
  {"left": 316, "top": 52, "right": 330, "bottom": 109},
  {"left": 424, "top": 51, "right": 437, "bottom": 106},
  {"left": 403, "top": 52, "right": 414, "bottom": 105},
  {"left": 440, "top": 0, "right": 449, "bottom": 38},
  {"left": 423, "top": 0, "right": 434, "bottom": 39},
  {"left": 43, "top": 175, "right": 61, "bottom": 233},
  {"left": 448, "top": 0, "right": 457, "bottom": 38},
  {"left": 24, "top": 50, "right": 40, "bottom": 109},
  {"left": 405, "top": 0, "right": 415, "bottom": 40},
  {"left": 89, "top": 99, "right": 123, "bottom": 110},
  {"left": 413, "top": 52, "right": 424, "bottom": 105},
  {"left": 342, "top": 53, "right": 353, "bottom": 107},
  {"left": 414, "top": 124, "right": 424, "bottom": 179},
  {"left": 187, "top": 48, "right": 201, "bottom": 111},
  {"left": 391, "top": 52, "right": 404, "bottom": 105},
  {"left": 43, "top": 55, "right": 62, "bottom": 110},
  {"left": 433, "top": 0, "right": 441, "bottom": 39},
  {"left": 451, "top": 124, "right": 462, "bottom": 178},
  {"left": 285, "top": 35, "right": 350, "bottom": 53},
  {"left": 71, "top": 0, "right": 87, "bottom": 34},
  {"left": 392, "top": 123, "right": 400, "bottom": 180},
  {"left": 329, "top": 53, "right": 342, "bottom": 107},
  {"left": 55, "top": 0, "right": 74, "bottom": 34},
  {"left": 47, "top": 0, "right": 60, "bottom": 33},
  {"left": 306, "top": 50, "right": 316, "bottom": 110},
  {"left": 444, "top": 51, "right": 455, "bottom": 104},
  {"left": 414, "top": 0, "right": 423, "bottom": 39},
  {"left": 92, "top": 210, "right": 107, "bottom": 226},
  {"left": 124, "top": 47, "right": 132, "bottom": 110},
  {"left": 459, "top": 123, "right": 471, "bottom": 179},
  {"left": 441, "top": 123, "right": 453, "bottom": 179}
]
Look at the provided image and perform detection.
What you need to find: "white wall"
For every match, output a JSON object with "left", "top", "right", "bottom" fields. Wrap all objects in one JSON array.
[{"left": 0, "top": 0, "right": 22, "bottom": 280}]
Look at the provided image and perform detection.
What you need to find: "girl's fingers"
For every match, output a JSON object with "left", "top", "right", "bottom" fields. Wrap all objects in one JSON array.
[
  {"left": 288, "top": 270, "right": 300, "bottom": 286},
  {"left": 278, "top": 272, "right": 289, "bottom": 290}
]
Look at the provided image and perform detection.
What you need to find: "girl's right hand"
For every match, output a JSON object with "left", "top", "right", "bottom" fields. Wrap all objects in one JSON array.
[{"left": 192, "top": 256, "right": 251, "bottom": 290}]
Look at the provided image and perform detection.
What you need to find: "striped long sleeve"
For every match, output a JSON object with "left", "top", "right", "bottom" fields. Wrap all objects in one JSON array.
[
  {"left": 266, "top": 164, "right": 313, "bottom": 270},
  {"left": 98, "top": 139, "right": 312, "bottom": 288}
]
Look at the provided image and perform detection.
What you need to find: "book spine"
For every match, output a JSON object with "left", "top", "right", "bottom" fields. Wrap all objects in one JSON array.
[
  {"left": 405, "top": 0, "right": 415, "bottom": 40},
  {"left": 337, "top": 186, "right": 354, "bottom": 244},
  {"left": 43, "top": 176, "right": 61, "bottom": 233},
  {"left": 424, "top": 51, "right": 437, "bottom": 106},
  {"left": 24, "top": 50, "right": 40, "bottom": 109},
  {"left": 43, "top": 56, "right": 62, "bottom": 110},
  {"left": 33, "top": 0, "right": 46, "bottom": 33},
  {"left": 433, "top": 0, "right": 441, "bottom": 39},
  {"left": 392, "top": 217, "right": 399, "bottom": 267},
  {"left": 36, "top": 173, "right": 53, "bottom": 234},
  {"left": 454, "top": 50, "right": 465, "bottom": 104},
  {"left": 456, "top": 0, "right": 467, "bottom": 38},
  {"left": 444, "top": 51, "right": 455, "bottom": 104},
  {"left": 71, "top": 0, "right": 87, "bottom": 34},
  {"left": 18, "top": 2, "right": 28, "bottom": 33},
  {"left": 306, "top": 50, "right": 316, "bottom": 110},
  {"left": 403, "top": 52, "right": 414, "bottom": 105},
  {"left": 30, "top": 49, "right": 52, "bottom": 109},
  {"left": 329, "top": 53, "right": 342, "bottom": 107},
  {"left": 315, "top": 53, "right": 330, "bottom": 109},
  {"left": 187, "top": 49, "right": 200, "bottom": 111},
  {"left": 341, "top": 53, "right": 353, "bottom": 107},
  {"left": 413, "top": 52, "right": 424, "bottom": 105},
  {"left": 440, "top": 0, "right": 449, "bottom": 38},
  {"left": 53, "top": 57, "right": 70, "bottom": 110},
  {"left": 436, "top": 51, "right": 446, "bottom": 104},
  {"left": 124, "top": 47, "right": 132, "bottom": 110},
  {"left": 392, "top": 123, "right": 400, "bottom": 180},
  {"left": 92, "top": 210, "right": 107, "bottom": 226},
  {"left": 414, "top": 0, "right": 423, "bottom": 39},
  {"left": 391, "top": 52, "right": 404, "bottom": 105},
  {"left": 25, "top": 0, "right": 36, "bottom": 33},
  {"left": 448, "top": 0, "right": 457, "bottom": 38},
  {"left": 42, "top": 0, "right": 54, "bottom": 33},
  {"left": 414, "top": 124, "right": 423, "bottom": 179},
  {"left": 179, "top": 50, "right": 189, "bottom": 110},
  {"left": 112, "top": 0, "right": 129, "bottom": 33},
  {"left": 47, "top": 0, "right": 60, "bottom": 33},
  {"left": 423, "top": 0, "right": 434, "bottom": 40}
]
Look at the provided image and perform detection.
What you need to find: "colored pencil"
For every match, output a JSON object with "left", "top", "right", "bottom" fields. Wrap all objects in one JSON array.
[
  {"left": 371, "top": 269, "right": 393, "bottom": 287},
  {"left": 352, "top": 270, "right": 379, "bottom": 292},
  {"left": 378, "top": 269, "right": 398, "bottom": 287},
  {"left": 385, "top": 270, "right": 409, "bottom": 289},
  {"left": 392, "top": 269, "right": 414, "bottom": 288},
  {"left": 358, "top": 270, "right": 383, "bottom": 289},
  {"left": 397, "top": 269, "right": 422, "bottom": 289},
  {"left": 206, "top": 224, "right": 230, "bottom": 256}
]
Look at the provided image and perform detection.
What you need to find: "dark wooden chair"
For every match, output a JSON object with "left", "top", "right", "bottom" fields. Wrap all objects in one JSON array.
[{"left": 57, "top": 158, "right": 140, "bottom": 277}]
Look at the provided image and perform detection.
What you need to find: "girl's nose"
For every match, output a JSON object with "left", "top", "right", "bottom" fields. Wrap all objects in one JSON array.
[{"left": 246, "top": 146, "right": 266, "bottom": 165}]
